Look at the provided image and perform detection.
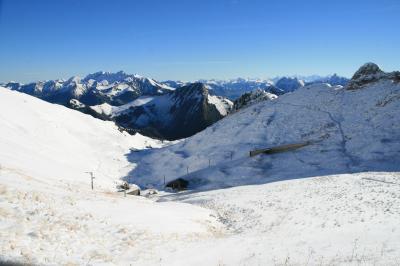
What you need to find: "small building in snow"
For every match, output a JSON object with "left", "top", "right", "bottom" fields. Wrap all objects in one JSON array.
[{"left": 166, "top": 178, "right": 189, "bottom": 191}]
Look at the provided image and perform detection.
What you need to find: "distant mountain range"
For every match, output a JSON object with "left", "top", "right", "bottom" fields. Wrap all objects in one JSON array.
[
  {"left": 5, "top": 71, "right": 174, "bottom": 107},
  {"left": 2, "top": 72, "right": 349, "bottom": 140},
  {"left": 3, "top": 72, "right": 232, "bottom": 140},
  {"left": 163, "top": 74, "right": 349, "bottom": 100}
]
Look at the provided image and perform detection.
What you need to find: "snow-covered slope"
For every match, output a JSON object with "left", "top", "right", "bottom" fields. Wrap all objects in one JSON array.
[
  {"left": 129, "top": 63, "right": 400, "bottom": 189},
  {"left": 156, "top": 171, "right": 400, "bottom": 265},
  {"left": 0, "top": 87, "right": 164, "bottom": 189},
  {"left": 0, "top": 87, "right": 223, "bottom": 265},
  {"left": 120, "top": 63, "right": 400, "bottom": 265}
]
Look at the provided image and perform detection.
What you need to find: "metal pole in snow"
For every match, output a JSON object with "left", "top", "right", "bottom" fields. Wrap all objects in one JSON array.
[
  {"left": 91, "top": 173, "right": 94, "bottom": 190},
  {"left": 86, "top": 171, "right": 94, "bottom": 190},
  {"left": 164, "top": 175, "right": 166, "bottom": 185}
]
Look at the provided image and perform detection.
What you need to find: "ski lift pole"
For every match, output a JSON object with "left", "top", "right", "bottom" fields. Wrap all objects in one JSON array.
[{"left": 85, "top": 171, "right": 95, "bottom": 190}]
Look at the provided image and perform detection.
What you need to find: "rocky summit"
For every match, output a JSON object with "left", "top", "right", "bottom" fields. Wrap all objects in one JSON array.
[{"left": 347, "top": 62, "right": 400, "bottom": 90}]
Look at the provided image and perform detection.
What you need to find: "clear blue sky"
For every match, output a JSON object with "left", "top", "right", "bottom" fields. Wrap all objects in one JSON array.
[{"left": 0, "top": 0, "right": 399, "bottom": 83}]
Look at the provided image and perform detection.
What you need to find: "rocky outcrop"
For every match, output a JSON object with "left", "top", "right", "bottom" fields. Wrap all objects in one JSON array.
[{"left": 346, "top": 62, "right": 400, "bottom": 90}]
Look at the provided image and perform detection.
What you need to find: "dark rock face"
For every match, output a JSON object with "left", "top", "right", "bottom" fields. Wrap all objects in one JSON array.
[
  {"left": 346, "top": 63, "right": 400, "bottom": 90},
  {"left": 114, "top": 83, "right": 232, "bottom": 140}
]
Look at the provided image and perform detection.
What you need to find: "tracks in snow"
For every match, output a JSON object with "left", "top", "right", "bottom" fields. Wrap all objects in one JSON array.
[{"left": 276, "top": 95, "right": 358, "bottom": 171}]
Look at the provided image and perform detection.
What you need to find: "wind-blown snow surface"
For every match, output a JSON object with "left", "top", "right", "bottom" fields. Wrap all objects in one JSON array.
[{"left": 0, "top": 87, "right": 223, "bottom": 265}]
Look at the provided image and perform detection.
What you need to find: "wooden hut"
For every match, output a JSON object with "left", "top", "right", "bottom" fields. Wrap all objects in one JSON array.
[{"left": 166, "top": 178, "right": 189, "bottom": 191}]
